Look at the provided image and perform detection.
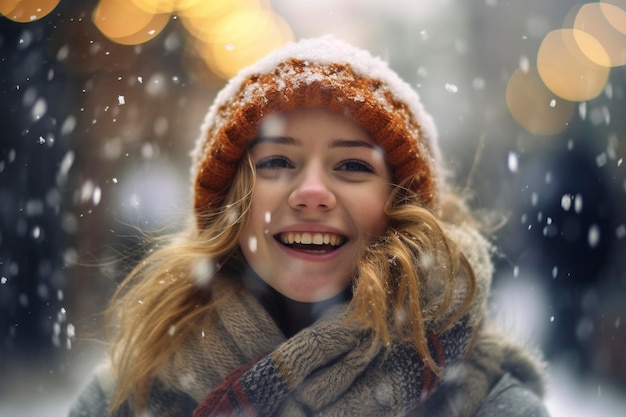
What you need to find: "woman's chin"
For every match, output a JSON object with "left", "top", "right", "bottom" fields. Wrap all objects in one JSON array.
[{"left": 280, "top": 281, "right": 349, "bottom": 303}]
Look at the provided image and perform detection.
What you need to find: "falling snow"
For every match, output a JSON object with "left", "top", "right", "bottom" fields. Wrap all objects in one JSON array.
[
  {"left": 588, "top": 225, "right": 601, "bottom": 248},
  {"left": 248, "top": 236, "right": 258, "bottom": 253},
  {"left": 507, "top": 151, "right": 519, "bottom": 173},
  {"left": 519, "top": 55, "right": 530, "bottom": 73},
  {"left": 444, "top": 83, "right": 458, "bottom": 93},
  {"left": 574, "top": 194, "right": 583, "bottom": 213},
  {"left": 191, "top": 257, "right": 216, "bottom": 287},
  {"left": 579, "top": 102, "right": 587, "bottom": 120}
]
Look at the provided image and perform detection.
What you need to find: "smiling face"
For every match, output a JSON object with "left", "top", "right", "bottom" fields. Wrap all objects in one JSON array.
[{"left": 238, "top": 107, "right": 392, "bottom": 302}]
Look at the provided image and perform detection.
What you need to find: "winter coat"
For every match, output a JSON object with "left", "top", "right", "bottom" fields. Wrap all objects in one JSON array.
[{"left": 71, "top": 370, "right": 547, "bottom": 417}]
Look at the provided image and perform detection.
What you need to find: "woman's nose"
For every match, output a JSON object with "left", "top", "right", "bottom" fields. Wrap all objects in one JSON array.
[{"left": 288, "top": 165, "right": 336, "bottom": 211}]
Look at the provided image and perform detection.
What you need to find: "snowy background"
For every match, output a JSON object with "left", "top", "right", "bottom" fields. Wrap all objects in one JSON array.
[{"left": 1, "top": 0, "right": 625, "bottom": 416}]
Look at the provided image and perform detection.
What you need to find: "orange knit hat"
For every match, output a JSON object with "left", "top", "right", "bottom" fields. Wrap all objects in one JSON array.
[{"left": 192, "top": 36, "right": 442, "bottom": 224}]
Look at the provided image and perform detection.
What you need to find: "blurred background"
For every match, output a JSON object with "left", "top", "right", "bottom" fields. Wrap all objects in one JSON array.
[{"left": 1, "top": 0, "right": 625, "bottom": 415}]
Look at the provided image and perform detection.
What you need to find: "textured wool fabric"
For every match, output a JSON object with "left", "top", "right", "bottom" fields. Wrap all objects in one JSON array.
[
  {"left": 68, "top": 297, "right": 547, "bottom": 417},
  {"left": 192, "top": 36, "right": 441, "bottom": 225},
  {"left": 406, "top": 323, "right": 548, "bottom": 417},
  {"left": 191, "top": 304, "right": 473, "bottom": 417}
]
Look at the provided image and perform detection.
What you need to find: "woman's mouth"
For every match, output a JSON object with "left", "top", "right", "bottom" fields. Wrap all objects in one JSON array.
[{"left": 275, "top": 232, "right": 346, "bottom": 254}]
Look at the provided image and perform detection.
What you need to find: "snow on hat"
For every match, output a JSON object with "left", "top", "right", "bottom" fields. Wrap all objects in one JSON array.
[{"left": 192, "top": 36, "right": 442, "bottom": 224}]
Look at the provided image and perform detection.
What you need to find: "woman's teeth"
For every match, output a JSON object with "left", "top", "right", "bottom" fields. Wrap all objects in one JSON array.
[{"left": 279, "top": 232, "right": 344, "bottom": 246}]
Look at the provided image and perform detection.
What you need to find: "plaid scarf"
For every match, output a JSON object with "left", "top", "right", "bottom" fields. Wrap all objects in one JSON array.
[{"left": 184, "top": 291, "right": 475, "bottom": 417}]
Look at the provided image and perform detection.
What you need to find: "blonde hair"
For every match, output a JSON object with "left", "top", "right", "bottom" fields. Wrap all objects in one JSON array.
[
  {"left": 106, "top": 156, "right": 255, "bottom": 411},
  {"left": 348, "top": 180, "right": 477, "bottom": 371},
  {"left": 106, "top": 155, "right": 478, "bottom": 412}
]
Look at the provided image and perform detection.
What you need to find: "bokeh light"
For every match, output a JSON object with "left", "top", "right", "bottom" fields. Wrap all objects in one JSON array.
[
  {"left": 537, "top": 29, "right": 610, "bottom": 102},
  {"left": 506, "top": 66, "right": 575, "bottom": 136},
  {"left": 601, "top": 0, "right": 626, "bottom": 35},
  {"left": 193, "top": 7, "right": 293, "bottom": 79},
  {"left": 0, "top": 0, "right": 21, "bottom": 18},
  {"left": 574, "top": 2, "right": 626, "bottom": 67},
  {"left": 180, "top": 0, "right": 248, "bottom": 40},
  {"left": 87, "top": 0, "right": 293, "bottom": 78},
  {"left": 128, "top": 0, "right": 206, "bottom": 15},
  {"left": 129, "top": 0, "right": 178, "bottom": 14},
  {"left": 93, "top": 0, "right": 170, "bottom": 45},
  {"left": 106, "top": 12, "right": 171, "bottom": 46},
  {"left": 0, "top": 0, "right": 60, "bottom": 23}
]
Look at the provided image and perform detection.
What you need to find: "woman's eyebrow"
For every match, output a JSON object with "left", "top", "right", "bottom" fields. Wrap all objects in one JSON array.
[
  {"left": 248, "top": 136, "right": 375, "bottom": 149},
  {"left": 248, "top": 136, "right": 301, "bottom": 148},
  {"left": 329, "top": 139, "right": 376, "bottom": 149}
]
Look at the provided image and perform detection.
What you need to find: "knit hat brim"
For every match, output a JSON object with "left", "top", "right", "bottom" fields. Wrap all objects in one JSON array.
[{"left": 192, "top": 37, "right": 441, "bottom": 224}]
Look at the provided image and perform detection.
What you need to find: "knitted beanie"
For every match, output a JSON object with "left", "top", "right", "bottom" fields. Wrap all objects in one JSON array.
[{"left": 192, "top": 36, "right": 442, "bottom": 224}]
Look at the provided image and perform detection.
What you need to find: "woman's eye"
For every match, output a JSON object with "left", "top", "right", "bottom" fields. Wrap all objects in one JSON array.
[
  {"left": 336, "top": 159, "right": 374, "bottom": 173},
  {"left": 256, "top": 156, "right": 293, "bottom": 170}
]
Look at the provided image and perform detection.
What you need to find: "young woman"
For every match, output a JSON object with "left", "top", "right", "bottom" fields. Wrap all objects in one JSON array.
[{"left": 69, "top": 37, "right": 549, "bottom": 417}]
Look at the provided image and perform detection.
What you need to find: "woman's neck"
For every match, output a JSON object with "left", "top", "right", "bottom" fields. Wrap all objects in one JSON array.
[{"left": 242, "top": 268, "right": 352, "bottom": 338}]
